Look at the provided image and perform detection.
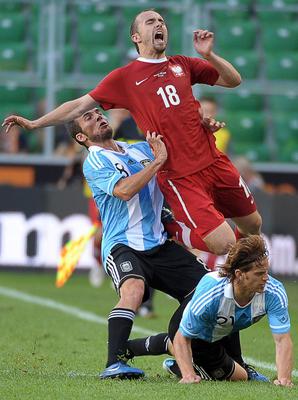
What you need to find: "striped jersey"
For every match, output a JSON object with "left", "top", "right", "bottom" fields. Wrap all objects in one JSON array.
[
  {"left": 83, "top": 141, "right": 167, "bottom": 270},
  {"left": 179, "top": 271, "right": 290, "bottom": 342}
]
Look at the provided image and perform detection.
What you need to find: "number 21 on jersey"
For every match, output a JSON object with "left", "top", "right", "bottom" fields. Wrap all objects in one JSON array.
[{"left": 157, "top": 85, "right": 180, "bottom": 108}]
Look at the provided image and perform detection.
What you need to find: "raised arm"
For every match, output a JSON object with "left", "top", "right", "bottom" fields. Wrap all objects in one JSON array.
[
  {"left": 193, "top": 29, "right": 241, "bottom": 88},
  {"left": 272, "top": 332, "right": 294, "bottom": 387},
  {"left": 113, "top": 132, "right": 167, "bottom": 201},
  {"left": 2, "top": 94, "right": 97, "bottom": 133},
  {"left": 173, "top": 330, "right": 201, "bottom": 384}
]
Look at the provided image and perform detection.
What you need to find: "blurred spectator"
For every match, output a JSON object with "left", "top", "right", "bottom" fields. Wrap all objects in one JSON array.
[
  {"left": 199, "top": 96, "right": 231, "bottom": 154},
  {"left": 56, "top": 141, "right": 85, "bottom": 190},
  {"left": 0, "top": 124, "right": 22, "bottom": 153},
  {"left": 233, "top": 156, "right": 265, "bottom": 193},
  {"left": 109, "top": 108, "right": 143, "bottom": 143}
]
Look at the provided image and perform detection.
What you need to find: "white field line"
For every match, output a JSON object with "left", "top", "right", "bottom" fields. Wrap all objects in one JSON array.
[{"left": 0, "top": 286, "right": 297, "bottom": 378}]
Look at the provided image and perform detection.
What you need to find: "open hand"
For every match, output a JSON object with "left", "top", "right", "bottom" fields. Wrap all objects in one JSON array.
[
  {"left": 202, "top": 116, "right": 225, "bottom": 133},
  {"left": 193, "top": 29, "right": 214, "bottom": 59},
  {"left": 146, "top": 131, "right": 167, "bottom": 165},
  {"left": 2, "top": 115, "right": 36, "bottom": 133},
  {"left": 274, "top": 379, "right": 293, "bottom": 387},
  {"left": 179, "top": 374, "right": 201, "bottom": 384}
]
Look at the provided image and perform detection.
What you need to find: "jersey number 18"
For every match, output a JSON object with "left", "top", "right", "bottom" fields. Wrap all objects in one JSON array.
[{"left": 157, "top": 85, "right": 180, "bottom": 108}]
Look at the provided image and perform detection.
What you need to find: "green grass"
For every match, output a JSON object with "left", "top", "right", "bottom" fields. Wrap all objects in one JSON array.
[{"left": 0, "top": 271, "right": 297, "bottom": 399}]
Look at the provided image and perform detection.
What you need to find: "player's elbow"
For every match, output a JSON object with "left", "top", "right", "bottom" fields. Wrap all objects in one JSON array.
[
  {"left": 226, "top": 75, "right": 241, "bottom": 88},
  {"left": 113, "top": 188, "right": 133, "bottom": 201},
  {"left": 118, "top": 193, "right": 133, "bottom": 201},
  {"left": 231, "top": 73, "right": 242, "bottom": 87}
]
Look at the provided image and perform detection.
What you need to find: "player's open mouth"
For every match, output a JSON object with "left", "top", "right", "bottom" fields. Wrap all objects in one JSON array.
[
  {"left": 99, "top": 121, "right": 108, "bottom": 129},
  {"left": 154, "top": 31, "right": 164, "bottom": 44}
]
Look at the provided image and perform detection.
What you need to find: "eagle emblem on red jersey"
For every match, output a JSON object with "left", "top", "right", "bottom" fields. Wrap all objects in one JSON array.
[{"left": 170, "top": 65, "right": 185, "bottom": 77}]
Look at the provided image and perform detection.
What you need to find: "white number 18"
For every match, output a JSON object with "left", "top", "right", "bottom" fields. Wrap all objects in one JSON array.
[{"left": 157, "top": 85, "right": 180, "bottom": 108}]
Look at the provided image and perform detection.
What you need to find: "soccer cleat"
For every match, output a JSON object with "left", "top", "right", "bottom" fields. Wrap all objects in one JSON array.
[
  {"left": 163, "top": 358, "right": 182, "bottom": 378},
  {"left": 244, "top": 364, "right": 270, "bottom": 382},
  {"left": 99, "top": 361, "right": 145, "bottom": 380}
]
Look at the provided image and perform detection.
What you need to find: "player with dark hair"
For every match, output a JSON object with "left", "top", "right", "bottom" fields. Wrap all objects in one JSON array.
[
  {"left": 65, "top": 108, "right": 212, "bottom": 380},
  {"left": 126, "top": 236, "right": 293, "bottom": 386},
  {"left": 3, "top": 9, "right": 261, "bottom": 258}
]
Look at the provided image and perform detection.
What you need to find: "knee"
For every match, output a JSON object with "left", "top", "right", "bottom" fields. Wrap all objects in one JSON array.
[
  {"left": 244, "top": 213, "right": 263, "bottom": 235},
  {"left": 120, "top": 278, "right": 145, "bottom": 307},
  {"left": 250, "top": 213, "right": 262, "bottom": 234},
  {"left": 208, "top": 236, "right": 236, "bottom": 256}
]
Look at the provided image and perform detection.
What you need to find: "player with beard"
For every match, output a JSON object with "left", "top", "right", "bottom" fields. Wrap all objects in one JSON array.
[
  {"left": 3, "top": 9, "right": 262, "bottom": 259},
  {"left": 66, "top": 108, "right": 211, "bottom": 379}
]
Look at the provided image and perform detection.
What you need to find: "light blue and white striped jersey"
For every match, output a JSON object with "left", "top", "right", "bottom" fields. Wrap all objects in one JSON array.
[
  {"left": 179, "top": 271, "right": 290, "bottom": 342},
  {"left": 83, "top": 141, "right": 167, "bottom": 270}
]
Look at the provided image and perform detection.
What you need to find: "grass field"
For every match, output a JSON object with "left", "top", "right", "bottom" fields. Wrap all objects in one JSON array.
[{"left": 0, "top": 271, "right": 297, "bottom": 400}]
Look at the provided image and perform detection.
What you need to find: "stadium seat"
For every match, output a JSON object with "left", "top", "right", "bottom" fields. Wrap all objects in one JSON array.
[
  {"left": 1, "top": 3, "right": 23, "bottom": 12},
  {"left": 226, "top": 112, "right": 266, "bottom": 143},
  {"left": 30, "top": 15, "right": 72, "bottom": 46},
  {"left": 256, "top": 10, "right": 294, "bottom": 24},
  {"left": 256, "top": 0, "right": 298, "bottom": 5},
  {"left": 232, "top": 142, "right": 271, "bottom": 162},
  {"left": 220, "top": 91, "right": 263, "bottom": 112},
  {"left": 268, "top": 93, "right": 298, "bottom": 113},
  {"left": 215, "top": 20, "right": 257, "bottom": 50},
  {"left": 76, "top": 3, "right": 113, "bottom": 17},
  {"left": 196, "top": 0, "right": 253, "bottom": 5},
  {"left": 211, "top": 9, "right": 250, "bottom": 24},
  {"left": 264, "top": 53, "right": 298, "bottom": 80},
  {"left": 0, "top": 13, "right": 25, "bottom": 42},
  {"left": 261, "top": 23, "right": 298, "bottom": 52},
  {"left": 223, "top": 51, "right": 259, "bottom": 79},
  {"left": 0, "top": 103, "right": 35, "bottom": 122},
  {"left": 80, "top": 47, "right": 121, "bottom": 74},
  {"left": 63, "top": 46, "right": 75, "bottom": 73},
  {"left": 0, "top": 43, "right": 28, "bottom": 71},
  {"left": 276, "top": 140, "right": 298, "bottom": 163},
  {"left": 0, "top": 84, "right": 32, "bottom": 104},
  {"left": 55, "top": 89, "right": 78, "bottom": 105},
  {"left": 272, "top": 113, "right": 298, "bottom": 145},
  {"left": 77, "top": 16, "right": 117, "bottom": 46}
]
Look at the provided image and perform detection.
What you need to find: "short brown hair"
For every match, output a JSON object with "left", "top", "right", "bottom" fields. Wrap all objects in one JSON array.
[
  {"left": 130, "top": 9, "right": 155, "bottom": 54},
  {"left": 65, "top": 120, "right": 87, "bottom": 148},
  {"left": 219, "top": 235, "right": 268, "bottom": 282}
]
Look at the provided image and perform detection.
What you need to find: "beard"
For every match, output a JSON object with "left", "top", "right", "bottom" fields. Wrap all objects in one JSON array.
[{"left": 94, "top": 126, "right": 113, "bottom": 142}]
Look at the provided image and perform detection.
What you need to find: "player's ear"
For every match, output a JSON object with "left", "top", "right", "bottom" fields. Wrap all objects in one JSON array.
[
  {"left": 131, "top": 32, "right": 141, "bottom": 44},
  {"left": 76, "top": 132, "right": 87, "bottom": 143}
]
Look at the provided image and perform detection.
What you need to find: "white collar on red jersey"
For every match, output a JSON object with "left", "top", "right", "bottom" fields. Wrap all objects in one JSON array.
[{"left": 137, "top": 57, "right": 167, "bottom": 63}]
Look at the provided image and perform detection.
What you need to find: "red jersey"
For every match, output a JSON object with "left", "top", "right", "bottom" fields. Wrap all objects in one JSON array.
[{"left": 89, "top": 55, "right": 221, "bottom": 179}]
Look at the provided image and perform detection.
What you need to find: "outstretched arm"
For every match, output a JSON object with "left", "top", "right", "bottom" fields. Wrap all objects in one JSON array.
[
  {"left": 273, "top": 332, "right": 293, "bottom": 387},
  {"left": 173, "top": 331, "right": 201, "bottom": 384},
  {"left": 2, "top": 94, "right": 97, "bottom": 133},
  {"left": 193, "top": 29, "right": 241, "bottom": 88}
]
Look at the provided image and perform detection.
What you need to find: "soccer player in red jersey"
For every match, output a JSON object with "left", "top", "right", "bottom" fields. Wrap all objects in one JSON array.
[{"left": 2, "top": 9, "right": 262, "bottom": 255}]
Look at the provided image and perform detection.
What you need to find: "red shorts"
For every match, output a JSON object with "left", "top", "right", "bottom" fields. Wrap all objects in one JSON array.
[{"left": 158, "top": 154, "right": 257, "bottom": 238}]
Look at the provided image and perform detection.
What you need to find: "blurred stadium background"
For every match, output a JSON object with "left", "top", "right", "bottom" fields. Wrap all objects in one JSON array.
[{"left": 0, "top": 0, "right": 298, "bottom": 276}]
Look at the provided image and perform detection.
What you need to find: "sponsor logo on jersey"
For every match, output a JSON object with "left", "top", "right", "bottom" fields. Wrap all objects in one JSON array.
[
  {"left": 154, "top": 71, "right": 167, "bottom": 78},
  {"left": 127, "top": 158, "right": 136, "bottom": 165},
  {"left": 212, "top": 368, "right": 225, "bottom": 379},
  {"left": 170, "top": 65, "right": 184, "bottom": 77},
  {"left": 120, "top": 261, "right": 133, "bottom": 272},
  {"left": 135, "top": 78, "right": 148, "bottom": 86},
  {"left": 140, "top": 159, "right": 151, "bottom": 167},
  {"left": 277, "top": 314, "right": 289, "bottom": 324}
]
